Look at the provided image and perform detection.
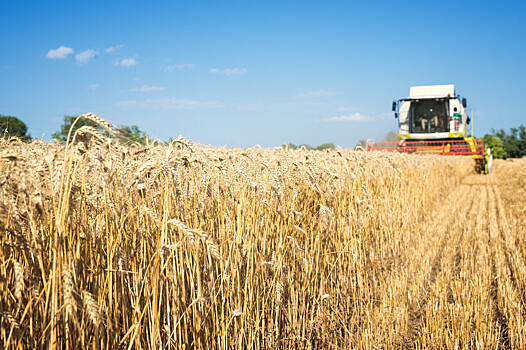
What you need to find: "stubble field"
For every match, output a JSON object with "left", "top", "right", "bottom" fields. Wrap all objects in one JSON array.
[{"left": 1, "top": 128, "right": 525, "bottom": 349}]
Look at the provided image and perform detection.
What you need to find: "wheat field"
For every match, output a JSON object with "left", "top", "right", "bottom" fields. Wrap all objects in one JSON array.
[{"left": 1, "top": 123, "right": 525, "bottom": 349}]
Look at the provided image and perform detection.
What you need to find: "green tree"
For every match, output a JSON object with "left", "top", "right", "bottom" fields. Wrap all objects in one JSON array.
[
  {"left": 505, "top": 125, "right": 526, "bottom": 158},
  {"left": 53, "top": 115, "right": 148, "bottom": 146},
  {"left": 118, "top": 125, "right": 148, "bottom": 145},
  {"left": 355, "top": 139, "right": 367, "bottom": 149},
  {"left": 282, "top": 143, "right": 312, "bottom": 150},
  {"left": 283, "top": 142, "right": 337, "bottom": 150},
  {"left": 483, "top": 134, "right": 506, "bottom": 159},
  {"left": 52, "top": 115, "right": 101, "bottom": 141},
  {"left": 0, "top": 115, "right": 31, "bottom": 141},
  {"left": 282, "top": 142, "right": 298, "bottom": 149},
  {"left": 485, "top": 124, "right": 526, "bottom": 159},
  {"left": 314, "top": 142, "right": 335, "bottom": 151}
]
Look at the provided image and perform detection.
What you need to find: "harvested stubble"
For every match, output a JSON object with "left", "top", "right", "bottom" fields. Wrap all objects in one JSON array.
[{"left": 1, "top": 127, "right": 524, "bottom": 349}]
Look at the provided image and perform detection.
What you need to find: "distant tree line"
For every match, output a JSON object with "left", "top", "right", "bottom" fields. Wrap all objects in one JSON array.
[
  {"left": 483, "top": 125, "right": 526, "bottom": 159},
  {"left": 1, "top": 114, "right": 148, "bottom": 145},
  {"left": 51, "top": 115, "right": 148, "bottom": 145},
  {"left": 282, "top": 142, "right": 336, "bottom": 151}
]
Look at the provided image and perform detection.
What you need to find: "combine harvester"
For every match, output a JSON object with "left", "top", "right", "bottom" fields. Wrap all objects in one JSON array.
[{"left": 368, "top": 84, "right": 492, "bottom": 173}]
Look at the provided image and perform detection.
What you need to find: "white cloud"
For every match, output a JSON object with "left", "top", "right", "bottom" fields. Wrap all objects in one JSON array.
[
  {"left": 106, "top": 44, "right": 124, "bottom": 53},
  {"left": 117, "top": 98, "right": 223, "bottom": 111},
  {"left": 87, "top": 83, "right": 99, "bottom": 90},
  {"left": 117, "top": 58, "right": 137, "bottom": 67},
  {"left": 164, "top": 63, "right": 194, "bottom": 72},
  {"left": 293, "top": 90, "right": 339, "bottom": 99},
  {"left": 75, "top": 49, "right": 98, "bottom": 65},
  {"left": 210, "top": 68, "right": 247, "bottom": 75},
  {"left": 318, "top": 113, "right": 373, "bottom": 122},
  {"left": 130, "top": 85, "right": 168, "bottom": 92},
  {"left": 46, "top": 46, "right": 74, "bottom": 60}
]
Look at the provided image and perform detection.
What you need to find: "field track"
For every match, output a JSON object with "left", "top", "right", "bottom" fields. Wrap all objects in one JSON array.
[
  {"left": 385, "top": 164, "right": 526, "bottom": 349},
  {"left": 1, "top": 136, "right": 525, "bottom": 349},
  {"left": 376, "top": 159, "right": 526, "bottom": 349}
]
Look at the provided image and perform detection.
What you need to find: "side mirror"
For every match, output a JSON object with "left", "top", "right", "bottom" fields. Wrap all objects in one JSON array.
[
  {"left": 394, "top": 112, "right": 398, "bottom": 119},
  {"left": 392, "top": 101, "right": 397, "bottom": 111},
  {"left": 462, "top": 98, "right": 467, "bottom": 108}
]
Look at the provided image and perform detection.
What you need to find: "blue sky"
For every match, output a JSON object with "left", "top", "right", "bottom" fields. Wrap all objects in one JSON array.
[{"left": 1, "top": 0, "right": 525, "bottom": 148}]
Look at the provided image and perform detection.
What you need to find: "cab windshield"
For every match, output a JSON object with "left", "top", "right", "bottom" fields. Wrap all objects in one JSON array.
[{"left": 409, "top": 99, "right": 449, "bottom": 133}]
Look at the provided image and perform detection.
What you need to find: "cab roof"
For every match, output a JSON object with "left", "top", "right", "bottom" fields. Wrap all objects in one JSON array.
[{"left": 409, "top": 84, "right": 455, "bottom": 99}]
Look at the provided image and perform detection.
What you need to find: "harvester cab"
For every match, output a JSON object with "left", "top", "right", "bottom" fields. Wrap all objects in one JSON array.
[
  {"left": 369, "top": 84, "right": 492, "bottom": 174},
  {"left": 393, "top": 85, "right": 469, "bottom": 140}
]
